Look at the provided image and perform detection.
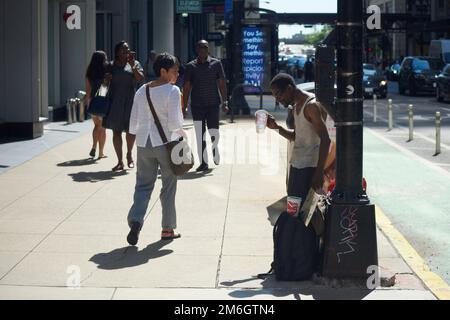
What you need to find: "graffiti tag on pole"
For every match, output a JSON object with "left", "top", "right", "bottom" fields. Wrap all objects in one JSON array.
[{"left": 336, "top": 206, "right": 359, "bottom": 263}]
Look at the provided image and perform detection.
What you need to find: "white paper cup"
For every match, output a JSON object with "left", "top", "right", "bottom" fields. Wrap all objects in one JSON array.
[{"left": 255, "top": 110, "right": 268, "bottom": 133}]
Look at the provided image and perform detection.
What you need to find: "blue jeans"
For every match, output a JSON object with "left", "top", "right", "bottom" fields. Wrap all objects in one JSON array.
[{"left": 127, "top": 138, "right": 178, "bottom": 229}]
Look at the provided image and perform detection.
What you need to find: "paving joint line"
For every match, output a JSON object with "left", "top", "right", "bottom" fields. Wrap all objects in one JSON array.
[{"left": 215, "top": 123, "right": 236, "bottom": 289}]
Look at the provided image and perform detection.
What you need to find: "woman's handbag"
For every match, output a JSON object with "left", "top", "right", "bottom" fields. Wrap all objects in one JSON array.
[
  {"left": 145, "top": 84, "right": 194, "bottom": 176},
  {"left": 88, "top": 83, "right": 110, "bottom": 117}
]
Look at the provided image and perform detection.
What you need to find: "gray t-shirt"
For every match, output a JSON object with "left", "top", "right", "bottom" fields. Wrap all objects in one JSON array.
[{"left": 185, "top": 56, "right": 226, "bottom": 108}]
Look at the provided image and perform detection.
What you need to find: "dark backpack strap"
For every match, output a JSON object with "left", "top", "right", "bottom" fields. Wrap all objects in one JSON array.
[
  {"left": 257, "top": 268, "right": 273, "bottom": 280},
  {"left": 145, "top": 84, "right": 169, "bottom": 144},
  {"left": 262, "top": 212, "right": 286, "bottom": 280}
]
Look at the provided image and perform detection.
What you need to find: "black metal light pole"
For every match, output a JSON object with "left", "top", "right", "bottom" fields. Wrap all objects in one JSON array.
[
  {"left": 321, "top": 0, "right": 378, "bottom": 279},
  {"left": 231, "top": 0, "right": 244, "bottom": 97}
]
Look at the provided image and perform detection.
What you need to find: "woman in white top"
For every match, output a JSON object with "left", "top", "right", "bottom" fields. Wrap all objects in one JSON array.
[{"left": 126, "top": 53, "right": 186, "bottom": 245}]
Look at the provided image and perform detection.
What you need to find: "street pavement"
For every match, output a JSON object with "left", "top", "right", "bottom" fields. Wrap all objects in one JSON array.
[
  {"left": 0, "top": 106, "right": 443, "bottom": 300},
  {"left": 364, "top": 82, "right": 450, "bottom": 173},
  {"left": 362, "top": 81, "right": 450, "bottom": 287}
]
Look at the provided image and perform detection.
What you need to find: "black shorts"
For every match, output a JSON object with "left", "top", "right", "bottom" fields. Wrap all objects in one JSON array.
[{"left": 287, "top": 166, "right": 316, "bottom": 201}]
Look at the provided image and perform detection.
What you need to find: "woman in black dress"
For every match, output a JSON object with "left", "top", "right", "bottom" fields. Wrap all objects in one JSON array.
[
  {"left": 85, "top": 51, "right": 109, "bottom": 159},
  {"left": 103, "top": 41, "right": 145, "bottom": 171}
]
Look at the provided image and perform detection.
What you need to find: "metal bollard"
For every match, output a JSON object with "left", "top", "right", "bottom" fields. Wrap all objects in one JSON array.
[
  {"left": 436, "top": 111, "right": 441, "bottom": 155},
  {"left": 388, "top": 99, "right": 393, "bottom": 131},
  {"left": 66, "top": 99, "right": 73, "bottom": 124},
  {"left": 71, "top": 99, "right": 77, "bottom": 123},
  {"left": 77, "top": 91, "right": 86, "bottom": 122},
  {"left": 74, "top": 98, "right": 81, "bottom": 122},
  {"left": 373, "top": 94, "right": 377, "bottom": 123},
  {"left": 408, "top": 104, "right": 414, "bottom": 141},
  {"left": 78, "top": 98, "right": 85, "bottom": 122}
]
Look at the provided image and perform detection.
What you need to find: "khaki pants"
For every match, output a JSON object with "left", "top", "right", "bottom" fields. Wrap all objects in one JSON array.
[{"left": 127, "top": 138, "right": 178, "bottom": 229}]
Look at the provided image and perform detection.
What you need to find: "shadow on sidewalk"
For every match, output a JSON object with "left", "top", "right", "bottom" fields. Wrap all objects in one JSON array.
[
  {"left": 68, "top": 170, "right": 128, "bottom": 183},
  {"left": 89, "top": 240, "right": 173, "bottom": 270},
  {"left": 156, "top": 169, "right": 214, "bottom": 180},
  {"left": 220, "top": 276, "right": 305, "bottom": 300},
  {"left": 179, "top": 170, "right": 214, "bottom": 180},
  {"left": 221, "top": 276, "right": 373, "bottom": 300},
  {"left": 57, "top": 158, "right": 97, "bottom": 167},
  {"left": 224, "top": 197, "right": 372, "bottom": 300}
]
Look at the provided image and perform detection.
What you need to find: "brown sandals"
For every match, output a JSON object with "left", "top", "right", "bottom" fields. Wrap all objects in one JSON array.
[
  {"left": 127, "top": 153, "right": 135, "bottom": 169},
  {"left": 112, "top": 162, "right": 124, "bottom": 172},
  {"left": 161, "top": 230, "right": 181, "bottom": 241}
]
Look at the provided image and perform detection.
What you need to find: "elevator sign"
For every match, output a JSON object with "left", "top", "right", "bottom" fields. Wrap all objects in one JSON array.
[
  {"left": 242, "top": 26, "right": 265, "bottom": 90},
  {"left": 176, "top": 0, "right": 202, "bottom": 14}
]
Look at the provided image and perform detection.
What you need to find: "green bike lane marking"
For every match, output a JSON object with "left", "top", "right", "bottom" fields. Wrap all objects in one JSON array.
[{"left": 364, "top": 127, "right": 450, "bottom": 299}]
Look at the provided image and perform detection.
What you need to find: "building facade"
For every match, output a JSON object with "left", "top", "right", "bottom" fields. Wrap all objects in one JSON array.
[
  {"left": 1, "top": 0, "right": 210, "bottom": 139},
  {"left": 366, "top": 0, "right": 450, "bottom": 67},
  {"left": 430, "top": 0, "right": 450, "bottom": 38},
  {"left": 366, "top": 0, "right": 407, "bottom": 64}
]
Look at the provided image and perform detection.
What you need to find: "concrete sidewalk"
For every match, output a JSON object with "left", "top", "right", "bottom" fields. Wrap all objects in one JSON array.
[
  {"left": 0, "top": 117, "right": 438, "bottom": 300},
  {"left": 0, "top": 121, "right": 93, "bottom": 175}
]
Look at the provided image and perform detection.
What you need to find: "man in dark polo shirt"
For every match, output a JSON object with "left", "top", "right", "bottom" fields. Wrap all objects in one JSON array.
[{"left": 183, "top": 40, "right": 229, "bottom": 172}]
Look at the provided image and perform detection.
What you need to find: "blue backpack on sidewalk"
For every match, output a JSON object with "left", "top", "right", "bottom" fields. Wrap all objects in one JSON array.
[{"left": 267, "top": 212, "right": 320, "bottom": 281}]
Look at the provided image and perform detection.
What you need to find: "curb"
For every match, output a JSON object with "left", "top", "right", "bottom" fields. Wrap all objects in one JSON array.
[{"left": 375, "top": 205, "right": 450, "bottom": 300}]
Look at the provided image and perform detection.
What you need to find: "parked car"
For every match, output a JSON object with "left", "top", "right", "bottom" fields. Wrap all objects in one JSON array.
[
  {"left": 363, "top": 64, "right": 388, "bottom": 99},
  {"left": 398, "top": 56, "right": 444, "bottom": 96},
  {"left": 287, "top": 55, "right": 307, "bottom": 78},
  {"left": 278, "top": 55, "right": 290, "bottom": 72},
  {"left": 435, "top": 63, "right": 450, "bottom": 102}
]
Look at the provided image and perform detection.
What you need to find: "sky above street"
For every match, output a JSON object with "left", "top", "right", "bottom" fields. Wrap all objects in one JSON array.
[{"left": 261, "top": 0, "right": 337, "bottom": 38}]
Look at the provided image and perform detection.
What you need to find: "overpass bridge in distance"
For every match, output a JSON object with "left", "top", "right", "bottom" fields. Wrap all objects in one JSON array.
[{"left": 255, "top": 13, "right": 428, "bottom": 31}]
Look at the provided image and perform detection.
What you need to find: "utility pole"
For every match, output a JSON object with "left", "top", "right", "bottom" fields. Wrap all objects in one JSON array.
[{"left": 321, "top": 0, "right": 378, "bottom": 279}]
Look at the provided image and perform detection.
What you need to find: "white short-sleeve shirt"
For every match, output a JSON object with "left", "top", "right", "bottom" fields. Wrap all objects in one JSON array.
[{"left": 129, "top": 83, "right": 183, "bottom": 148}]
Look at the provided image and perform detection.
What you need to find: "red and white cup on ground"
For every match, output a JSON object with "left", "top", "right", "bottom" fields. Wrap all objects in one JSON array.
[{"left": 287, "top": 196, "right": 302, "bottom": 217}]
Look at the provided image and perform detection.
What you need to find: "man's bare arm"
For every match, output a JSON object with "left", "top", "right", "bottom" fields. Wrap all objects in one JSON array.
[
  {"left": 305, "top": 103, "right": 331, "bottom": 191},
  {"left": 217, "top": 79, "right": 228, "bottom": 103},
  {"left": 267, "top": 116, "right": 296, "bottom": 141},
  {"left": 278, "top": 126, "right": 296, "bottom": 142},
  {"left": 182, "top": 80, "right": 192, "bottom": 112},
  {"left": 218, "top": 78, "right": 229, "bottom": 112}
]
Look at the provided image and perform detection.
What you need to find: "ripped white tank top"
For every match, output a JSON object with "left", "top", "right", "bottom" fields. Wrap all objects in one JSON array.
[{"left": 290, "top": 96, "right": 320, "bottom": 169}]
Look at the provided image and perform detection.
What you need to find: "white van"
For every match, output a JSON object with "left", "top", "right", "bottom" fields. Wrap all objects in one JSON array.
[{"left": 429, "top": 40, "right": 450, "bottom": 64}]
